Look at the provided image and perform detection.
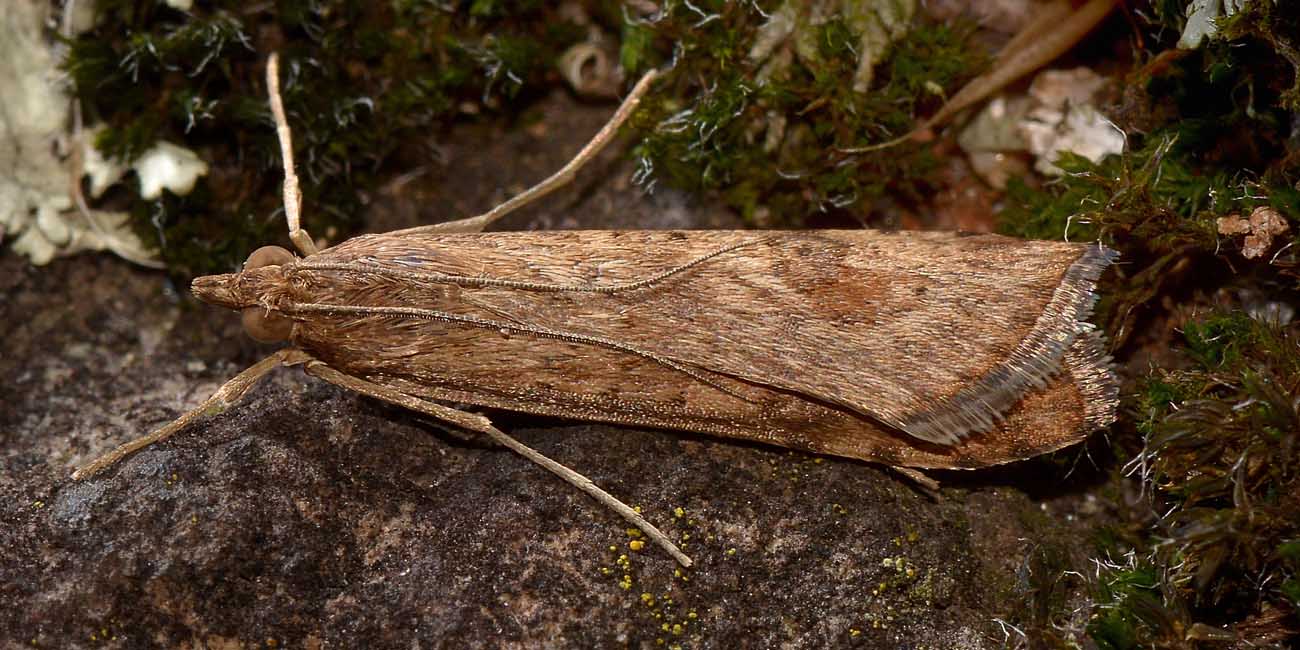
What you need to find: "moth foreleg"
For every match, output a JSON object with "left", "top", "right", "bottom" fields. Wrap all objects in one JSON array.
[
  {"left": 390, "top": 68, "right": 661, "bottom": 236},
  {"left": 72, "top": 349, "right": 309, "bottom": 480},
  {"left": 301, "top": 361, "right": 694, "bottom": 567}
]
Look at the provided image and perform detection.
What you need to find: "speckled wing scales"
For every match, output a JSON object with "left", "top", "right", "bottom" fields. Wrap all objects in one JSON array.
[{"left": 282, "top": 229, "right": 1118, "bottom": 468}]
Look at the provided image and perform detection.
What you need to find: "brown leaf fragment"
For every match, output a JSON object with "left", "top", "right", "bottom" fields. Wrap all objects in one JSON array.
[
  {"left": 1217, "top": 213, "right": 1251, "bottom": 236},
  {"left": 1249, "top": 206, "right": 1288, "bottom": 236},
  {"left": 1242, "top": 234, "right": 1270, "bottom": 259},
  {"left": 1220, "top": 207, "right": 1290, "bottom": 259}
]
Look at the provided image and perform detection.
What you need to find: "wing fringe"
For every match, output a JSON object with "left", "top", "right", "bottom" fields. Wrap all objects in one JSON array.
[{"left": 898, "top": 244, "right": 1119, "bottom": 445}]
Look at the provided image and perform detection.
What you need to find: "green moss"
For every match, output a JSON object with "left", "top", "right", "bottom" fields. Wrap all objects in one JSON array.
[
  {"left": 998, "top": 12, "right": 1298, "bottom": 252},
  {"left": 1089, "top": 311, "right": 1300, "bottom": 646},
  {"left": 1136, "top": 378, "right": 1186, "bottom": 437},
  {"left": 619, "top": 19, "right": 655, "bottom": 76},
  {"left": 1087, "top": 560, "right": 1169, "bottom": 650},
  {"left": 1181, "top": 311, "right": 1259, "bottom": 369},
  {"left": 626, "top": 5, "right": 982, "bottom": 226},
  {"left": 65, "top": 1, "right": 593, "bottom": 278},
  {"left": 1219, "top": 0, "right": 1300, "bottom": 110},
  {"left": 998, "top": 140, "right": 1248, "bottom": 251}
]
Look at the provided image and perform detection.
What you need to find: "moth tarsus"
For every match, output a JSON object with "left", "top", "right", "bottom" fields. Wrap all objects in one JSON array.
[{"left": 77, "top": 52, "right": 1118, "bottom": 570}]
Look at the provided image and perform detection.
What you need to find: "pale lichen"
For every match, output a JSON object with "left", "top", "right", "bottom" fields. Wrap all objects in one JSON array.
[
  {"left": 132, "top": 142, "right": 210, "bottom": 201},
  {"left": 1216, "top": 206, "right": 1291, "bottom": 259},
  {"left": 957, "top": 67, "right": 1124, "bottom": 180},
  {"left": 1178, "top": 0, "right": 1254, "bottom": 49},
  {"left": 748, "top": 0, "right": 916, "bottom": 93},
  {"left": 0, "top": 1, "right": 165, "bottom": 267}
]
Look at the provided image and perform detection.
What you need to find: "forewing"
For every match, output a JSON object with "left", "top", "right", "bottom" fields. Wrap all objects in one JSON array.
[{"left": 290, "top": 230, "right": 1114, "bottom": 447}]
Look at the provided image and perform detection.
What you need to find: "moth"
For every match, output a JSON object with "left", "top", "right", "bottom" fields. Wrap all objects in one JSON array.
[{"left": 74, "top": 56, "right": 1118, "bottom": 568}]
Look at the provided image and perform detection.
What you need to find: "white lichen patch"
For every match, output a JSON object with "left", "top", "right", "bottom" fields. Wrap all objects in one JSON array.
[
  {"left": 133, "top": 141, "right": 210, "bottom": 200},
  {"left": 956, "top": 96, "right": 1033, "bottom": 154},
  {"left": 1, "top": 1, "right": 74, "bottom": 265},
  {"left": 957, "top": 67, "right": 1123, "bottom": 181},
  {"left": 82, "top": 134, "right": 128, "bottom": 198},
  {"left": 924, "top": 0, "right": 1038, "bottom": 35},
  {"left": 749, "top": 0, "right": 916, "bottom": 93},
  {"left": 1019, "top": 68, "right": 1124, "bottom": 175},
  {"left": 845, "top": 0, "right": 916, "bottom": 93},
  {"left": 1020, "top": 102, "right": 1125, "bottom": 176},
  {"left": 1178, "top": 0, "right": 1254, "bottom": 50},
  {"left": 1026, "top": 66, "right": 1109, "bottom": 110},
  {"left": 0, "top": 0, "right": 202, "bottom": 268}
]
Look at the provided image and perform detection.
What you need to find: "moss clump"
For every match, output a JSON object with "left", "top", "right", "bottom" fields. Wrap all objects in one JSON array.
[
  {"left": 998, "top": 142, "right": 1232, "bottom": 249},
  {"left": 622, "top": 2, "right": 982, "bottom": 226},
  {"left": 998, "top": 0, "right": 1299, "bottom": 247},
  {"left": 998, "top": 50, "right": 1295, "bottom": 253},
  {"left": 989, "top": 5, "right": 1298, "bottom": 645},
  {"left": 1090, "top": 312, "right": 1300, "bottom": 648},
  {"left": 66, "top": 1, "right": 589, "bottom": 278},
  {"left": 1218, "top": 0, "right": 1300, "bottom": 110},
  {"left": 997, "top": 23, "right": 1299, "bottom": 349},
  {"left": 1086, "top": 556, "right": 1170, "bottom": 650}
]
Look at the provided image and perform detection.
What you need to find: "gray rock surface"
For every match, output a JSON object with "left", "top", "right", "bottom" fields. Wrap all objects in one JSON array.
[{"left": 0, "top": 91, "right": 1104, "bottom": 649}]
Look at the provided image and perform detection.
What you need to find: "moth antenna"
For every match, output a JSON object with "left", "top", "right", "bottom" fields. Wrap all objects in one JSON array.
[
  {"left": 266, "top": 52, "right": 317, "bottom": 257},
  {"left": 391, "top": 68, "right": 662, "bottom": 235}
]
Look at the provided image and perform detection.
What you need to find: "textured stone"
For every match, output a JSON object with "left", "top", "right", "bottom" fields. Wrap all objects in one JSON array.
[{"left": 0, "top": 91, "right": 1104, "bottom": 649}]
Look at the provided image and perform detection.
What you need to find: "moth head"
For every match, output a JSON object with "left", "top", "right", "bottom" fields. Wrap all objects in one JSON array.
[{"left": 191, "top": 245, "right": 297, "bottom": 343}]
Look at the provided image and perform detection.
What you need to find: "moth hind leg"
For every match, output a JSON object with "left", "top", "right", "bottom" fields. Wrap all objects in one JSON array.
[
  {"left": 301, "top": 360, "right": 693, "bottom": 568},
  {"left": 889, "top": 466, "right": 941, "bottom": 494},
  {"left": 72, "top": 349, "right": 308, "bottom": 480}
]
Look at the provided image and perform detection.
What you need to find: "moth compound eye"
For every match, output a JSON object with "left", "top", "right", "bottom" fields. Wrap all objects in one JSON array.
[
  {"left": 244, "top": 245, "right": 295, "bottom": 270},
  {"left": 242, "top": 306, "right": 293, "bottom": 343}
]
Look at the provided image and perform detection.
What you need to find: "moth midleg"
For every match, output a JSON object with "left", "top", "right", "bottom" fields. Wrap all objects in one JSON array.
[
  {"left": 388, "top": 68, "right": 661, "bottom": 236},
  {"left": 301, "top": 361, "right": 694, "bottom": 567},
  {"left": 72, "top": 348, "right": 311, "bottom": 480}
]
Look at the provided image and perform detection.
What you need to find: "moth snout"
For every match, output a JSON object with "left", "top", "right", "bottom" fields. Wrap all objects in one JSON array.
[{"left": 191, "top": 273, "right": 247, "bottom": 310}]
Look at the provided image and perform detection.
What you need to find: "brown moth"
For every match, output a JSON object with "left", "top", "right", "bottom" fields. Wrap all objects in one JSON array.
[{"left": 73, "top": 56, "right": 1118, "bottom": 568}]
